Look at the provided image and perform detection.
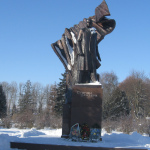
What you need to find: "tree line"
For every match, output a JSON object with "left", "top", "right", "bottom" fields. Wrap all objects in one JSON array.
[
  {"left": 100, "top": 70, "right": 150, "bottom": 134},
  {"left": 0, "top": 70, "right": 150, "bottom": 134},
  {"left": 0, "top": 80, "right": 61, "bottom": 129}
]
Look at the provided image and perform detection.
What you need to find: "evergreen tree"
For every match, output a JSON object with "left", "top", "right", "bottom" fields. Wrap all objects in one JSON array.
[
  {"left": 0, "top": 85, "right": 7, "bottom": 118},
  {"left": 47, "top": 83, "right": 57, "bottom": 114},
  {"left": 44, "top": 83, "right": 57, "bottom": 127},
  {"left": 103, "top": 87, "right": 129, "bottom": 120},
  {"left": 109, "top": 88, "right": 130, "bottom": 119},
  {"left": 18, "top": 80, "right": 35, "bottom": 128},
  {"left": 19, "top": 80, "right": 33, "bottom": 112},
  {"left": 55, "top": 71, "right": 66, "bottom": 116}
]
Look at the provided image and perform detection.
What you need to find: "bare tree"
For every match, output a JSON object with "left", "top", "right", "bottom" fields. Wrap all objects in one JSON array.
[
  {"left": 100, "top": 71, "right": 118, "bottom": 119},
  {"left": 119, "top": 70, "right": 150, "bottom": 119}
]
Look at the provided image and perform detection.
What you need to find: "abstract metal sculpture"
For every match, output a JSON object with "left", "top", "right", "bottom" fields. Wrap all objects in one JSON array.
[{"left": 51, "top": 0, "right": 116, "bottom": 103}]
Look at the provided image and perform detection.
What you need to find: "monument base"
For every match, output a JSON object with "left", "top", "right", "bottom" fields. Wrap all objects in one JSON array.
[
  {"left": 62, "top": 84, "right": 103, "bottom": 137},
  {"left": 10, "top": 142, "right": 148, "bottom": 150},
  {"left": 62, "top": 104, "right": 71, "bottom": 137}
]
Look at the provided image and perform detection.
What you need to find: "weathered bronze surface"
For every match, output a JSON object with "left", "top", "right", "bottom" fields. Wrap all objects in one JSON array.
[
  {"left": 51, "top": 0, "right": 115, "bottom": 104},
  {"left": 51, "top": 0, "right": 115, "bottom": 86}
]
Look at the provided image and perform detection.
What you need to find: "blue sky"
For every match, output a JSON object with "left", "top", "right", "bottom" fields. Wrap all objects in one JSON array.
[{"left": 0, "top": 0, "right": 150, "bottom": 85}]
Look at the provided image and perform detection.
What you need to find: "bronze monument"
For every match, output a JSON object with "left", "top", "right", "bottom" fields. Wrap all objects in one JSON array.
[{"left": 51, "top": 0, "right": 116, "bottom": 138}]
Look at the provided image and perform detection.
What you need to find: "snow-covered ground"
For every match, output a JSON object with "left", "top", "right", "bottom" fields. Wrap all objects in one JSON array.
[{"left": 0, "top": 128, "right": 150, "bottom": 150}]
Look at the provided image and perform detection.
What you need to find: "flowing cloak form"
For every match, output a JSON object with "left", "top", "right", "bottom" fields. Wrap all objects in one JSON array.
[{"left": 51, "top": 0, "right": 116, "bottom": 86}]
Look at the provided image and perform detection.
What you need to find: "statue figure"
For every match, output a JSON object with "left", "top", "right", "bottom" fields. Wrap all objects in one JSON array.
[
  {"left": 51, "top": 0, "right": 116, "bottom": 103},
  {"left": 76, "top": 20, "right": 101, "bottom": 84}
]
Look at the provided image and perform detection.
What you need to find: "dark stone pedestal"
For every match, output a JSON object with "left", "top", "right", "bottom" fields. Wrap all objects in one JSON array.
[
  {"left": 61, "top": 104, "right": 71, "bottom": 137},
  {"left": 71, "top": 85, "right": 102, "bottom": 128},
  {"left": 61, "top": 84, "right": 103, "bottom": 137}
]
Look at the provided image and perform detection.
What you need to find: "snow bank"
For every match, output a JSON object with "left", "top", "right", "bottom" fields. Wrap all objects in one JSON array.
[
  {"left": 102, "top": 131, "right": 150, "bottom": 149},
  {"left": 0, "top": 128, "right": 150, "bottom": 150},
  {"left": 20, "top": 128, "right": 46, "bottom": 138}
]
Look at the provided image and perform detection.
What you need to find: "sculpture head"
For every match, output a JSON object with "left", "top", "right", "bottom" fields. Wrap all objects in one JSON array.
[
  {"left": 86, "top": 19, "right": 92, "bottom": 28},
  {"left": 94, "top": 16, "right": 116, "bottom": 35}
]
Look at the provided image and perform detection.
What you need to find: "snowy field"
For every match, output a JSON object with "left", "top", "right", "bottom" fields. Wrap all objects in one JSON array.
[{"left": 0, "top": 128, "right": 150, "bottom": 150}]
